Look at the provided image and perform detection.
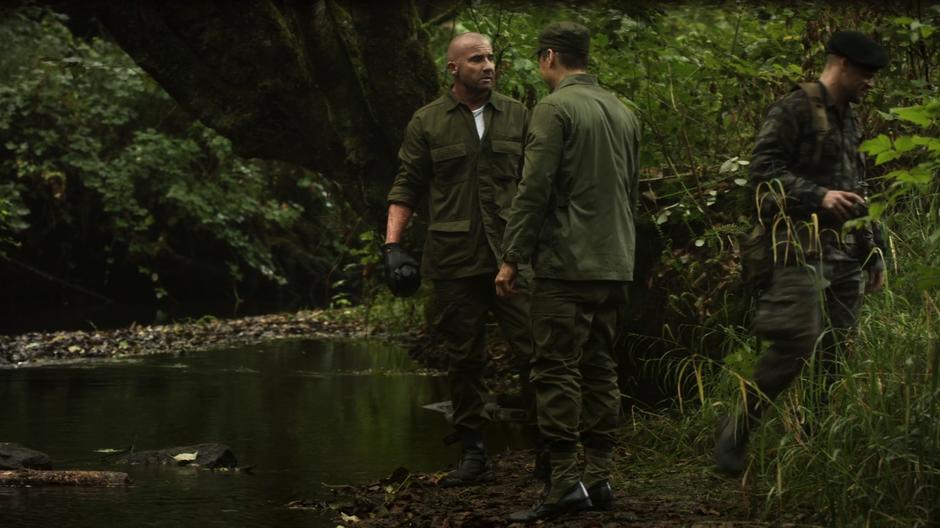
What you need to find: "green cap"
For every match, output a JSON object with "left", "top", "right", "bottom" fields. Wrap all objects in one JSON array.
[
  {"left": 827, "top": 30, "right": 889, "bottom": 70},
  {"left": 537, "top": 21, "right": 590, "bottom": 55}
]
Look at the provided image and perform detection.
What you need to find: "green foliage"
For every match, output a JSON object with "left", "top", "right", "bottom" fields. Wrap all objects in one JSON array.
[
  {"left": 859, "top": 98, "right": 940, "bottom": 290},
  {"left": 0, "top": 7, "right": 348, "bottom": 302},
  {"left": 329, "top": 229, "right": 426, "bottom": 334},
  {"left": 430, "top": 2, "right": 940, "bottom": 525}
]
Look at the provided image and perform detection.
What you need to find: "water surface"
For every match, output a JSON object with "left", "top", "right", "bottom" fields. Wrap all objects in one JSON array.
[{"left": 0, "top": 339, "right": 526, "bottom": 527}]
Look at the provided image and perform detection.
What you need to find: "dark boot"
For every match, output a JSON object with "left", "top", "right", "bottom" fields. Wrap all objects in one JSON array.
[
  {"left": 506, "top": 481, "right": 592, "bottom": 522},
  {"left": 439, "top": 430, "right": 494, "bottom": 488},
  {"left": 581, "top": 444, "right": 615, "bottom": 511},
  {"left": 714, "top": 414, "right": 753, "bottom": 476},
  {"left": 507, "top": 450, "right": 589, "bottom": 522},
  {"left": 585, "top": 480, "right": 614, "bottom": 511}
]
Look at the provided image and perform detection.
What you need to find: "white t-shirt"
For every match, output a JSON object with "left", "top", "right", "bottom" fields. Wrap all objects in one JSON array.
[{"left": 472, "top": 105, "right": 485, "bottom": 139}]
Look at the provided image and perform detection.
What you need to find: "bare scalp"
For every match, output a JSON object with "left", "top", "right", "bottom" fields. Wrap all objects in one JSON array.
[{"left": 447, "top": 32, "right": 491, "bottom": 62}]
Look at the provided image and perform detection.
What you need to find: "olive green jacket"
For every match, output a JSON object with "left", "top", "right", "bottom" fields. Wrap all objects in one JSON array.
[
  {"left": 502, "top": 74, "right": 641, "bottom": 281},
  {"left": 387, "top": 90, "right": 528, "bottom": 279}
]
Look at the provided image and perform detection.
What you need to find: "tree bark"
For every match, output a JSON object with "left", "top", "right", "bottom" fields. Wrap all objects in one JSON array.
[
  {"left": 80, "top": 0, "right": 440, "bottom": 228},
  {"left": 0, "top": 469, "right": 131, "bottom": 487}
]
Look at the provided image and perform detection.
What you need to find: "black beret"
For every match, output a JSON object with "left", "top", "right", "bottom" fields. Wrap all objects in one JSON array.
[
  {"left": 827, "top": 30, "right": 889, "bottom": 70},
  {"left": 537, "top": 21, "right": 590, "bottom": 55}
]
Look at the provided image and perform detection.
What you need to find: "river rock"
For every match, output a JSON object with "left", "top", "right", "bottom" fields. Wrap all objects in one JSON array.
[
  {"left": 0, "top": 443, "right": 52, "bottom": 470},
  {"left": 112, "top": 443, "right": 237, "bottom": 468}
]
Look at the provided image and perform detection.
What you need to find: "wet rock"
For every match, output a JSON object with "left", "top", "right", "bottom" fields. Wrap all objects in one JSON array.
[
  {"left": 0, "top": 443, "right": 52, "bottom": 470},
  {"left": 111, "top": 443, "right": 237, "bottom": 468}
]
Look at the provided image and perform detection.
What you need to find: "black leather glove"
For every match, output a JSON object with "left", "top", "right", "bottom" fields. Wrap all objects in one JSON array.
[{"left": 382, "top": 243, "right": 421, "bottom": 297}]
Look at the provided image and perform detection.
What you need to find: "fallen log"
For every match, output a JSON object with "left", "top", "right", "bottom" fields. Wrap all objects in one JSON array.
[{"left": 0, "top": 469, "right": 130, "bottom": 487}]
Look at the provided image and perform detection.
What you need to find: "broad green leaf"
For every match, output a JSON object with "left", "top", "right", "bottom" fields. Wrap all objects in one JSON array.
[
  {"left": 875, "top": 150, "right": 902, "bottom": 165},
  {"left": 893, "top": 135, "right": 917, "bottom": 154},
  {"left": 860, "top": 134, "right": 891, "bottom": 155},
  {"left": 892, "top": 102, "right": 940, "bottom": 127},
  {"left": 911, "top": 135, "right": 940, "bottom": 152}
]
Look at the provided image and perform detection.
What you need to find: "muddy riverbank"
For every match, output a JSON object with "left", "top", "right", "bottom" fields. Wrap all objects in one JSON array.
[
  {"left": 0, "top": 309, "right": 377, "bottom": 367},
  {"left": 305, "top": 442, "right": 814, "bottom": 527}
]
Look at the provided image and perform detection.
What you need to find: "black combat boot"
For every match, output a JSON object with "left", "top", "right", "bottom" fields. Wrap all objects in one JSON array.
[
  {"left": 582, "top": 445, "right": 615, "bottom": 511},
  {"left": 506, "top": 480, "right": 593, "bottom": 522},
  {"left": 585, "top": 480, "right": 614, "bottom": 511},
  {"left": 439, "top": 430, "right": 494, "bottom": 488},
  {"left": 715, "top": 387, "right": 765, "bottom": 476}
]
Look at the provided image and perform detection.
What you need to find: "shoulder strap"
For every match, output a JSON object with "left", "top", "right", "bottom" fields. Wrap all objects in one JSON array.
[{"left": 797, "top": 82, "right": 830, "bottom": 166}]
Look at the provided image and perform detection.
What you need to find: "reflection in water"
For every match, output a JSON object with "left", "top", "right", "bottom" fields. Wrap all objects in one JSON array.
[{"left": 0, "top": 339, "right": 527, "bottom": 528}]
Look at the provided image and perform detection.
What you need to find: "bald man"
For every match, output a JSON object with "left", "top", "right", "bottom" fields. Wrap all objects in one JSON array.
[{"left": 384, "top": 32, "right": 536, "bottom": 487}]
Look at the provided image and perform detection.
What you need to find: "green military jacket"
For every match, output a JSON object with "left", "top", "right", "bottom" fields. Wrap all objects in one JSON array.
[
  {"left": 502, "top": 74, "right": 641, "bottom": 281},
  {"left": 387, "top": 90, "right": 528, "bottom": 279}
]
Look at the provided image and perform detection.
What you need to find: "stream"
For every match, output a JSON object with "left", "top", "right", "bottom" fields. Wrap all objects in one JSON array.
[{"left": 0, "top": 338, "right": 526, "bottom": 527}]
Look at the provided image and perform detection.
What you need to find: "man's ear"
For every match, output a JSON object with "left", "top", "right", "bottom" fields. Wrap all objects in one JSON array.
[{"left": 447, "top": 60, "right": 457, "bottom": 75}]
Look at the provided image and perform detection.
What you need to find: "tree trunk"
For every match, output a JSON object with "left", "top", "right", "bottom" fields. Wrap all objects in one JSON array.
[
  {"left": 0, "top": 469, "right": 131, "bottom": 487},
  {"left": 79, "top": 0, "right": 440, "bottom": 228}
]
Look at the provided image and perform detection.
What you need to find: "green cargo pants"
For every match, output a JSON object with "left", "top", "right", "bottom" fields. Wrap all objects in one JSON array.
[
  {"left": 751, "top": 258, "right": 864, "bottom": 406},
  {"left": 529, "top": 278, "right": 628, "bottom": 489},
  {"left": 433, "top": 271, "right": 533, "bottom": 433}
]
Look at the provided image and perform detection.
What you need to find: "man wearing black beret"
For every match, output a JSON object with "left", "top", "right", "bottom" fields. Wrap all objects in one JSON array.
[{"left": 716, "top": 30, "right": 889, "bottom": 475}]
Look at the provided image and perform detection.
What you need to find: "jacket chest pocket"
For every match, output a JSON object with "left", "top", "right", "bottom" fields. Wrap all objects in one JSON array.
[
  {"left": 490, "top": 139, "right": 522, "bottom": 209},
  {"left": 431, "top": 143, "right": 469, "bottom": 184}
]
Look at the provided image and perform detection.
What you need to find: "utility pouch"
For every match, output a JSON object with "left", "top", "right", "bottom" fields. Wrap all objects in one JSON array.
[
  {"left": 854, "top": 226, "right": 877, "bottom": 267},
  {"left": 739, "top": 224, "right": 773, "bottom": 290}
]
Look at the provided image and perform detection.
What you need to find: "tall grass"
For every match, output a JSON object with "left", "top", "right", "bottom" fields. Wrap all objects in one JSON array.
[{"left": 629, "top": 193, "right": 940, "bottom": 526}]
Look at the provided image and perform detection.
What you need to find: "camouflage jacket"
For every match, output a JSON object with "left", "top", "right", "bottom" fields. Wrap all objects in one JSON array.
[{"left": 749, "top": 81, "right": 885, "bottom": 270}]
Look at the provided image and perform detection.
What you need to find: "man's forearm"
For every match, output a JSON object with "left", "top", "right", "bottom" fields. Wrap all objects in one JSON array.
[{"left": 386, "top": 203, "right": 414, "bottom": 244}]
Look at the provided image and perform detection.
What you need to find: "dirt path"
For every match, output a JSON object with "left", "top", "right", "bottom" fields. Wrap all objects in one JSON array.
[{"left": 296, "top": 445, "right": 815, "bottom": 527}]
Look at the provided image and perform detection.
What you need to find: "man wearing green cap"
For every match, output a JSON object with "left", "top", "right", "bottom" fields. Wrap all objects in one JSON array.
[
  {"left": 384, "top": 32, "right": 535, "bottom": 487},
  {"left": 497, "top": 21, "right": 641, "bottom": 521},
  {"left": 715, "top": 30, "right": 890, "bottom": 475}
]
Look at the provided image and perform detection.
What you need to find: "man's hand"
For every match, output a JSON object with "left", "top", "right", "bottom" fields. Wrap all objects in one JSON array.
[
  {"left": 495, "top": 262, "right": 519, "bottom": 298},
  {"left": 865, "top": 269, "right": 885, "bottom": 294},
  {"left": 821, "top": 190, "right": 865, "bottom": 221},
  {"left": 383, "top": 243, "right": 421, "bottom": 297}
]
